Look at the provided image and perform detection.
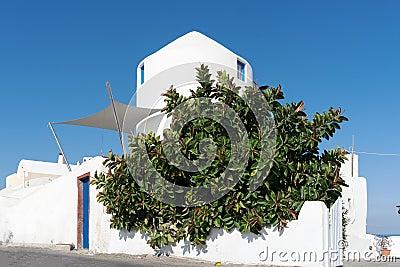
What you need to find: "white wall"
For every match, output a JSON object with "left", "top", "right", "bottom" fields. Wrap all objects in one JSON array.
[
  {"left": 91, "top": 200, "right": 336, "bottom": 267},
  {"left": 329, "top": 199, "right": 344, "bottom": 266},
  {"left": 0, "top": 157, "right": 105, "bottom": 247},
  {"left": 5, "top": 173, "right": 19, "bottom": 188},
  {"left": 135, "top": 31, "right": 253, "bottom": 109},
  {"left": 340, "top": 154, "right": 359, "bottom": 178},
  {"left": 340, "top": 154, "right": 370, "bottom": 255}
]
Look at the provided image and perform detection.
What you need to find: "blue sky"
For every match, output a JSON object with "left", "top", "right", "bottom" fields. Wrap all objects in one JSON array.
[{"left": 0, "top": 0, "right": 399, "bottom": 234}]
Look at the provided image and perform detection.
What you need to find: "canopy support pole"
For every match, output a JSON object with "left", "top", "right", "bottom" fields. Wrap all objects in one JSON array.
[
  {"left": 106, "top": 81, "right": 126, "bottom": 155},
  {"left": 48, "top": 122, "right": 72, "bottom": 172},
  {"left": 351, "top": 135, "right": 354, "bottom": 177}
]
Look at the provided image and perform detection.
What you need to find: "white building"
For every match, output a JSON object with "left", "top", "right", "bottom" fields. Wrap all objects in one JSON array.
[
  {"left": 5, "top": 154, "right": 77, "bottom": 189},
  {"left": 0, "top": 31, "right": 376, "bottom": 266},
  {"left": 135, "top": 31, "right": 252, "bottom": 109},
  {"left": 340, "top": 154, "right": 370, "bottom": 253},
  {"left": 133, "top": 31, "right": 253, "bottom": 137}
]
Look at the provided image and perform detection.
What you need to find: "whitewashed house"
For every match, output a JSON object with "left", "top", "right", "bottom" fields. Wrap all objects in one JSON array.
[
  {"left": 0, "top": 31, "right": 374, "bottom": 266},
  {"left": 5, "top": 154, "right": 77, "bottom": 189},
  {"left": 340, "top": 154, "right": 370, "bottom": 254}
]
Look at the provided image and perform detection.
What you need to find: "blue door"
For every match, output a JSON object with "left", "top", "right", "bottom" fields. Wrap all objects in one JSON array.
[{"left": 82, "top": 177, "right": 90, "bottom": 249}]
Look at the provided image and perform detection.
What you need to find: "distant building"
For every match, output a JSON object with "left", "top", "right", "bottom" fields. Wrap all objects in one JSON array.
[
  {"left": 340, "top": 154, "right": 375, "bottom": 257},
  {"left": 5, "top": 154, "right": 76, "bottom": 189}
]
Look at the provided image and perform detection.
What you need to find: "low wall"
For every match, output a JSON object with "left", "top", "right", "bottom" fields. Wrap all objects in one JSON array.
[{"left": 91, "top": 200, "right": 334, "bottom": 267}]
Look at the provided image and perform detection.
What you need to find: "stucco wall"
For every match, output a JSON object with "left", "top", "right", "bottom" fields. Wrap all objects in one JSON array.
[
  {"left": 91, "top": 200, "right": 336, "bottom": 267},
  {"left": 6, "top": 172, "right": 60, "bottom": 189},
  {"left": 135, "top": 31, "right": 253, "bottom": 109},
  {"left": 0, "top": 157, "right": 105, "bottom": 246},
  {"left": 340, "top": 154, "right": 371, "bottom": 256},
  {"left": 5, "top": 173, "right": 19, "bottom": 188}
]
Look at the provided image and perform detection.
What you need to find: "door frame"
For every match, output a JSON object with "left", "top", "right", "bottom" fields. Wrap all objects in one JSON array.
[{"left": 77, "top": 172, "right": 90, "bottom": 249}]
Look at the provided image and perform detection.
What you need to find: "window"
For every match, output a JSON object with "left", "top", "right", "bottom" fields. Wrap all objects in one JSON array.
[
  {"left": 140, "top": 64, "right": 145, "bottom": 85},
  {"left": 237, "top": 60, "right": 245, "bottom": 81}
]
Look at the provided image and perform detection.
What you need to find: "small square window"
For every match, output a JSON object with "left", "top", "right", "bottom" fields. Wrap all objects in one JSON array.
[
  {"left": 140, "top": 64, "right": 145, "bottom": 85},
  {"left": 237, "top": 60, "right": 245, "bottom": 81}
]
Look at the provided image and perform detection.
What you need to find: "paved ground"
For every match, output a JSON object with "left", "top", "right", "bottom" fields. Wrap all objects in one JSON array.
[
  {"left": 0, "top": 246, "right": 215, "bottom": 267},
  {"left": 0, "top": 245, "right": 398, "bottom": 267},
  {"left": 0, "top": 245, "right": 267, "bottom": 267}
]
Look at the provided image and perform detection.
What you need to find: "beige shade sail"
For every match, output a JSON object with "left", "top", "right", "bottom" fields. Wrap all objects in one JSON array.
[{"left": 54, "top": 101, "right": 160, "bottom": 133}]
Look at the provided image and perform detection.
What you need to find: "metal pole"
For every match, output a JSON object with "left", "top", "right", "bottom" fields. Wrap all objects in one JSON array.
[
  {"left": 351, "top": 135, "right": 355, "bottom": 177},
  {"left": 48, "top": 122, "right": 72, "bottom": 172},
  {"left": 106, "top": 81, "right": 126, "bottom": 155}
]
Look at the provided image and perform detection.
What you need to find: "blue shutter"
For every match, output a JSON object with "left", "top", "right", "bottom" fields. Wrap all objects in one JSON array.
[
  {"left": 140, "top": 64, "right": 145, "bottom": 85},
  {"left": 237, "top": 60, "right": 245, "bottom": 81}
]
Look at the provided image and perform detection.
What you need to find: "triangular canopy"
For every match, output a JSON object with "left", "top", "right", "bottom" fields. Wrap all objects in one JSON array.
[{"left": 54, "top": 101, "right": 160, "bottom": 133}]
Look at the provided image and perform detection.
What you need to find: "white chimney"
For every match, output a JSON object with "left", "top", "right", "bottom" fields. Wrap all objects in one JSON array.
[{"left": 58, "top": 153, "right": 64, "bottom": 164}]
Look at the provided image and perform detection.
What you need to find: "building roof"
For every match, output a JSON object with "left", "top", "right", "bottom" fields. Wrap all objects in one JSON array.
[
  {"left": 139, "top": 31, "right": 251, "bottom": 75},
  {"left": 17, "top": 159, "right": 77, "bottom": 176},
  {"left": 153, "top": 31, "right": 233, "bottom": 56}
]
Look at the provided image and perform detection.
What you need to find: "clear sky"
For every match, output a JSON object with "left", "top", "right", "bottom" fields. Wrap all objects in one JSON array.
[{"left": 0, "top": 0, "right": 399, "bottom": 234}]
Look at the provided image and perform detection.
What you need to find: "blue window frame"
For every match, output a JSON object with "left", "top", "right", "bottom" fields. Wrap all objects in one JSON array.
[
  {"left": 140, "top": 64, "right": 145, "bottom": 85},
  {"left": 237, "top": 60, "right": 245, "bottom": 81}
]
